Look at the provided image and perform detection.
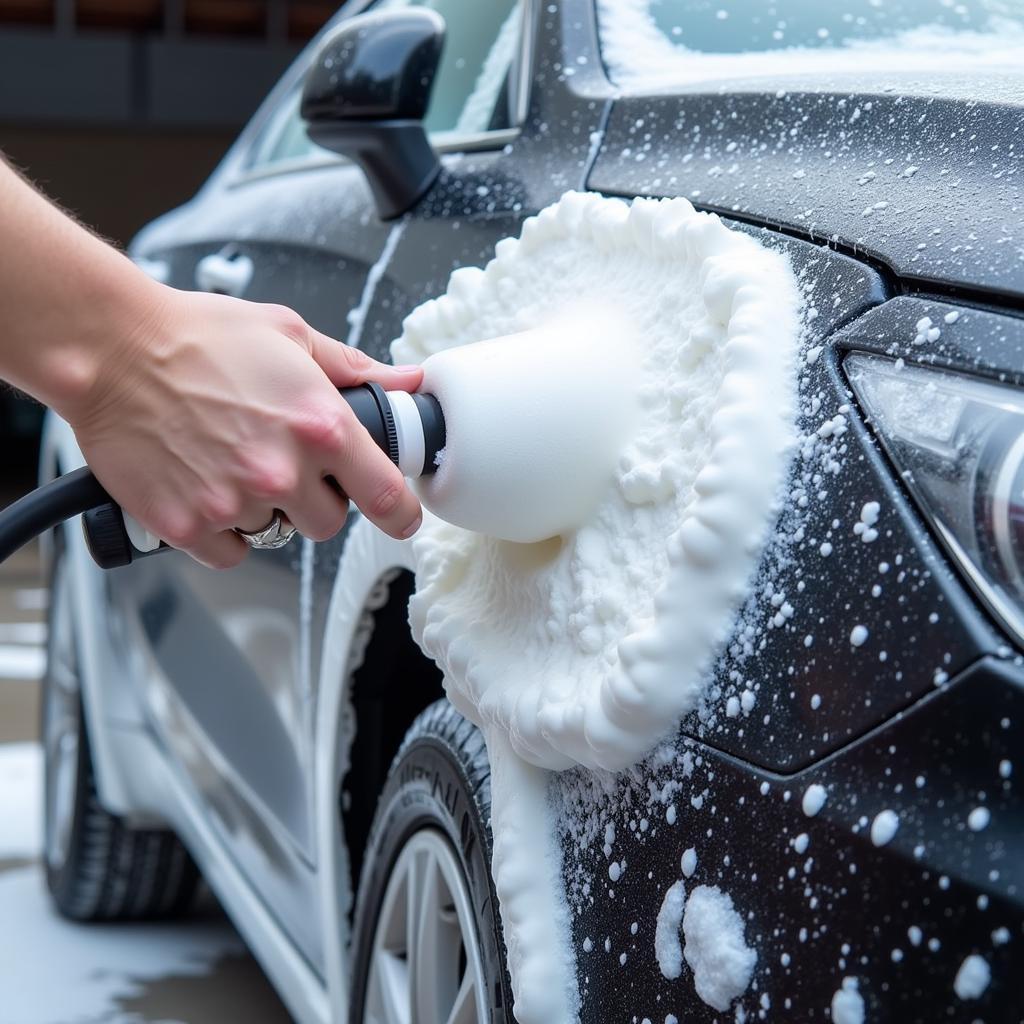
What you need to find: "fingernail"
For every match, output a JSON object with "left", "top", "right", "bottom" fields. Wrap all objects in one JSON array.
[
  {"left": 394, "top": 364, "right": 422, "bottom": 374},
  {"left": 400, "top": 514, "right": 422, "bottom": 539}
]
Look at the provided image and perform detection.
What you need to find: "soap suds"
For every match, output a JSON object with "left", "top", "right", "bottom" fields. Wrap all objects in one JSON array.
[
  {"left": 345, "top": 220, "right": 405, "bottom": 350},
  {"left": 830, "top": 976, "right": 865, "bottom": 1024},
  {"left": 954, "top": 954, "right": 991, "bottom": 999},
  {"left": 853, "top": 501, "right": 880, "bottom": 543},
  {"left": 870, "top": 809, "right": 900, "bottom": 847},
  {"left": 393, "top": 192, "right": 800, "bottom": 1024},
  {"left": 397, "top": 191, "right": 801, "bottom": 773},
  {"left": 654, "top": 881, "right": 686, "bottom": 979},
  {"left": 596, "top": 0, "right": 1024, "bottom": 93},
  {"left": 486, "top": 734, "right": 579, "bottom": 1023},
  {"left": 967, "top": 806, "right": 990, "bottom": 832},
  {"left": 681, "top": 847, "right": 697, "bottom": 878},
  {"left": 802, "top": 783, "right": 827, "bottom": 817},
  {"left": 453, "top": 3, "right": 521, "bottom": 135},
  {"left": 682, "top": 885, "right": 757, "bottom": 1012}
]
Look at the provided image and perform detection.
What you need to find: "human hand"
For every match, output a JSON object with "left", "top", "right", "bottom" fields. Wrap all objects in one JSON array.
[{"left": 65, "top": 284, "right": 423, "bottom": 568}]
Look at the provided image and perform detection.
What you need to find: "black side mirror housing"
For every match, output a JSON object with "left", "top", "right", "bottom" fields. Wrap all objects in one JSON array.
[{"left": 301, "top": 9, "right": 444, "bottom": 220}]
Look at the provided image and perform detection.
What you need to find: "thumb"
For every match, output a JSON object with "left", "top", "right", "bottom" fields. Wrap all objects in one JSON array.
[{"left": 309, "top": 330, "right": 423, "bottom": 393}]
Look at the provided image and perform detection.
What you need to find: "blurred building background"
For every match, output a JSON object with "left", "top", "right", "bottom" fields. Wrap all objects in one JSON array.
[{"left": 0, "top": 0, "right": 337, "bottom": 483}]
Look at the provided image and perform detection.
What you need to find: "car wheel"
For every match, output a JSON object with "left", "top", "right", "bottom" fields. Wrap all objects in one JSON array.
[
  {"left": 42, "top": 539, "right": 198, "bottom": 920},
  {"left": 350, "top": 700, "right": 513, "bottom": 1024}
]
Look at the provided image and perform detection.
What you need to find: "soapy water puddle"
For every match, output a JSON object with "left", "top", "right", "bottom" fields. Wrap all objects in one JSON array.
[
  {"left": 0, "top": 742, "right": 291, "bottom": 1024},
  {"left": 110, "top": 950, "right": 289, "bottom": 1024}
]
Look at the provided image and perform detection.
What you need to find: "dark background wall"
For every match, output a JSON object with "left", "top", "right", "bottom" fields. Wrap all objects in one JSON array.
[
  {"left": 1, "top": 125, "right": 233, "bottom": 247},
  {"left": 0, "top": 0, "right": 336, "bottom": 484}
]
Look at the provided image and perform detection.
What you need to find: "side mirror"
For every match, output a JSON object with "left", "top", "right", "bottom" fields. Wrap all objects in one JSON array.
[{"left": 301, "top": 9, "right": 445, "bottom": 221}]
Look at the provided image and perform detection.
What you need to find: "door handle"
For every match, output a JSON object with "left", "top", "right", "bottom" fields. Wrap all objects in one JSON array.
[{"left": 195, "top": 250, "right": 254, "bottom": 297}]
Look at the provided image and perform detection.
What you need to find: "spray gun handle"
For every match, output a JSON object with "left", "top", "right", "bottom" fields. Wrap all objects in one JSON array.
[
  {"left": 82, "top": 503, "right": 165, "bottom": 569},
  {"left": 82, "top": 383, "right": 444, "bottom": 569},
  {"left": 339, "top": 383, "right": 444, "bottom": 478}
]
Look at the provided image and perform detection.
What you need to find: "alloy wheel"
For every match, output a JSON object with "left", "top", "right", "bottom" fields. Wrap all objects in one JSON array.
[
  {"left": 363, "top": 827, "right": 488, "bottom": 1024},
  {"left": 42, "top": 557, "right": 81, "bottom": 872}
]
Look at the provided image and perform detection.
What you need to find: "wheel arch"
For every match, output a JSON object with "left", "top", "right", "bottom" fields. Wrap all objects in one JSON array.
[
  {"left": 341, "top": 568, "right": 445, "bottom": 896},
  {"left": 313, "top": 517, "right": 441, "bottom": 1015}
]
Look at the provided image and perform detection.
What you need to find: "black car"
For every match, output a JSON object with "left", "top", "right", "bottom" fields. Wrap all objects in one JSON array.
[{"left": 39, "top": 1, "right": 1022, "bottom": 1021}]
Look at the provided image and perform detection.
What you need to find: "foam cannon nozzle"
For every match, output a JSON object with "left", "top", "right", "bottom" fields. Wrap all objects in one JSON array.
[
  {"left": 341, "top": 382, "right": 446, "bottom": 479},
  {"left": 75, "top": 383, "right": 447, "bottom": 568},
  {"left": 0, "top": 384, "right": 448, "bottom": 571}
]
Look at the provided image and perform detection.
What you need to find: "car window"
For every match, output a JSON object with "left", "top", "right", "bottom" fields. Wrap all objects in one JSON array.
[
  {"left": 248, "top": 0, "right": 523, "bottom": 173},
  {"left": 597, "top": 0, "right": 1024, "bottom": 92}
]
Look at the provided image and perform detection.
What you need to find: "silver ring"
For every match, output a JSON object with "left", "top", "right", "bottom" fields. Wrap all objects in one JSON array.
[{"left": 234, "top": 512, "right": 297, "bottom": 550}]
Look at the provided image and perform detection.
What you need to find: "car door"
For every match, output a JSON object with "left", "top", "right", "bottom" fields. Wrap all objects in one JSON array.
[{"left": 119, "top": 0, "right": 530, "bottom": 972}]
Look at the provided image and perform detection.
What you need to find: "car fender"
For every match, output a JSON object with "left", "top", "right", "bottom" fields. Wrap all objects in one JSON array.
[{"left": 313, "top": 514, "right": 415, "bottom": 1014}]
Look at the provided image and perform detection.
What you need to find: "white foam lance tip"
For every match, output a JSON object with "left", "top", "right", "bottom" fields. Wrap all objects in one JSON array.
[{"left": 415, "top": 310, "right": 642, "bottom": 544}]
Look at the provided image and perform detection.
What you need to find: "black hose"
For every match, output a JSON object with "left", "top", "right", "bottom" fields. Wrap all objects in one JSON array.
[{"left": 0, "top": 467, "right": 110, "bottom": 563}]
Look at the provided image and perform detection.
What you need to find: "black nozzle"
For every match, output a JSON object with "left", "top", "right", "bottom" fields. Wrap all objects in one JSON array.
[
  {"left": 411, "top": 392, "right": 445, "bottom": 474},
  {"left": 339, "top": 383, "right": 445, "bottom": 477}
]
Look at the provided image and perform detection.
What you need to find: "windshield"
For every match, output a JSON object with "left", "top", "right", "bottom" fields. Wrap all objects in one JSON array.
[{"left": 596, "top": 0, "right": 1024, "bottom": 91}]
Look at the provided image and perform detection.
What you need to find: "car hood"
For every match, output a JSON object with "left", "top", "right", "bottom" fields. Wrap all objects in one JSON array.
[{"left": 589, "top": 70, "right": 1024, "bottom": 302}]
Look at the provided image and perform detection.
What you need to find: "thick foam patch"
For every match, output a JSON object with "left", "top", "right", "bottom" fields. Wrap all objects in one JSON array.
[
  {"left": 416, "top": 313, "right": 642, "bottom": 543},
  {"left": 394, "top": 191, "right": 801, "bottom": 773}
]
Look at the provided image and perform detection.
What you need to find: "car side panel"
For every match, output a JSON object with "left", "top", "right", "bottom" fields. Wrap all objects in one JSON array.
[{"left": 116, "top": 162, "right": 392, "bottom": 972}]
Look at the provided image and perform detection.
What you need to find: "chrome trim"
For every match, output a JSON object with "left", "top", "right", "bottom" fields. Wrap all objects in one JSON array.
[
  {"left": 845, "top": 350, "right": 1024, "bottom": 652},
  {"left": 992, "top": 431, "right": 1024, "bottom": 594},
  {"left": 932, "top": 515, "right": 1024, "bottom": 653},
  {"left": 229, "top": 128, "right": 521, "bottom": 188},
  {"left": 510, "top": 0, "right": 534, "bottom": 127}
]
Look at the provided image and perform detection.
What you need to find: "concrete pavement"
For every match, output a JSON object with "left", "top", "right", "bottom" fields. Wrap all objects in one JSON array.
[{"left": 0, "top": 535, "right": 294, "bottom": 1024}]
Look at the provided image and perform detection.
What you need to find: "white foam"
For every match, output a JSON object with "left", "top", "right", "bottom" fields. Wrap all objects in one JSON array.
[
  {"left": 654, "top": 880, "right": 686, "bottom": 980},
  {"left": 967, "top": 806, "right": 991, "bottom": 832},
  {"left": 453, "top": 4, "right": 521, "bottom": 135},
  {"left": 870, "top": 808, "right": 900, "bottom": 847},
  {"left": 397, "top": 191, "right": 800, "bottom": 774},
  {"left": 393, "top": 192, "right": 800, "bottom": 1024},
  {"left": 485, "top": 733, "right": 579, "bottom": 1022},
  {"left": 0, "top": 742, "right": 42, "bottom": 859},
  {"left": 954, "top": 954, "right": 991, "bottom": 1000},
  {"left": 417, "top": 317, "right": 641, "bottom": 543},
  {"left": 802, "top": 783, "right": 827, "bottom": 817},
  {"left": 0, "top": 864, "right": 244, "bottom": 1024},
  {"left": 345, "top": 221, "right": 405, "bottom": 350},
  {"left": 830, "top": 976, "right": 865, "bottom": 1024},
  {"left": 681, "top": 847, "right": 697, "bottom": 878},
  {"left": 596, "top": 0, "right": 1024, "bottom": 93},
  {"left": 682, "top": 884, "right": 757, "bottom": 1012}
]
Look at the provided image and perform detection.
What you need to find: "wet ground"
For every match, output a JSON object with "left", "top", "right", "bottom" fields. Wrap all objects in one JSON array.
[{"left": 0, "top": 533, "right": 294, "bottom": 1024}]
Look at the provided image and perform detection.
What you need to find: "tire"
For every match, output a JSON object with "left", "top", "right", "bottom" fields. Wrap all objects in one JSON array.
[
  {"left": 41, "top": 539, "right": 199, "bottom": 921},
  {"left": 350, "top": 700, "right": 513, "bottom": 1024}
]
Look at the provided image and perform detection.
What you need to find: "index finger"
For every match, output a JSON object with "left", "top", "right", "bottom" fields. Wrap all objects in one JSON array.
[
  {"left": 309, "top": 330, "right": 423, "bottom": 393},
  {"left": 331, "top": 412, "right": 423, "bottom": 540}
]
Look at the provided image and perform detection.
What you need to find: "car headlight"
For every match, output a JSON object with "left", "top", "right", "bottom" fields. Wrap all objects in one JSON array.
[{"left": 846, "top": 352, "right": 1024, "bottom": 648}]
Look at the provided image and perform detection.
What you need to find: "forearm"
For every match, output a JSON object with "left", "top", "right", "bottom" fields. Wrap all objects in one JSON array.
[
  {"left": 0, "top": 155, "right": 165, "bottom": 420},
  {"left": 0, "top": 154, "right": 423, "bottom": 563}
]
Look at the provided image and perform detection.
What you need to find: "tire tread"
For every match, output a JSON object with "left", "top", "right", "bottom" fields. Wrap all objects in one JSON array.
[
  {"left": 349, "top": 699, "right": 512, "bottom": 1023},
  {"left": 43, "top": 546, "right": 198, "bottom": 923}
]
